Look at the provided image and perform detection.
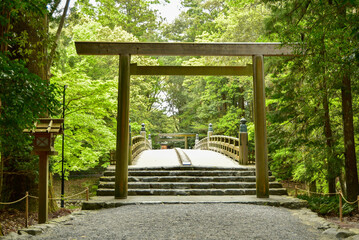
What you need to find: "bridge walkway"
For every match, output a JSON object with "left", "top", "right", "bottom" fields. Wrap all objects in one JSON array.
[{"left": 131, "top": 149, "right": 250, "bottom": 168}]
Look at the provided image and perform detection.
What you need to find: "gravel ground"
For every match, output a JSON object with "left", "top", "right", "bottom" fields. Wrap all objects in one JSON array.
[{"left": 30, "top": 204, "right": 334, "bottom": 240}]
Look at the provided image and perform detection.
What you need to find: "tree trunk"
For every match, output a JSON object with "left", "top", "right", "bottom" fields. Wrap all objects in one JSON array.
[
  {"left": 341, "top": 72, "right": 359, "bottom": 201},
  {"left": 221, "top": 93, "right": 227, "bottom": 114},
  {"left": 47, "top": 0, "right": 71, "bottom": 74},
  {"left": 48, "top": 173, "right": 58, "bottom": 213},
  {"left": 239, "top": 87, "right": 245, "bottom": 117},
  {"left": 0, "top": 7, "right": 10, "bottom": 52},
  {"left": 322, "top": 79, "right": 337, "bottom": 194},
  {"left": 319, "top": 34, "right": 338, "bottom": 194},
  {"left": 339, "top": 171, "right": 347, "bottom": 197},
  {"left": 308, "top": 181, "right": 317, "bottom": 196},
  {"left": 0, "top": 154, "right": 3, "bottom": 200}
]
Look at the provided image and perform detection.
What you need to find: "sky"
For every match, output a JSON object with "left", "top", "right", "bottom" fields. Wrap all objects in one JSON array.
[
  {"left": 60, "top": 0, "right": 182, "bottom": 23},
  {"left": 152, "top": 0, "right": 182, "bottom": 23}
]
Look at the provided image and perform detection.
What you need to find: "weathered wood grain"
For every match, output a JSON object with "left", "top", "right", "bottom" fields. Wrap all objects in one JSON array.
[
  {"left": 75, "top": 42, "right": 295, "bottom": 56},
  {"left": 130, "top": 64, "right": 253, "bottom": 76}
]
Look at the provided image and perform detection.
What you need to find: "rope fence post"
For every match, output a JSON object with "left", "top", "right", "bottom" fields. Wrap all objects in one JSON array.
[
  {"left": 0, "top": 188, "right": 90, "bottom": 230},
  {"left": 339, "top": 191, "right": 343, "bottom": 222},
  {"left": 289, "top": 186, "right": 359, "bottom": 222},
  {"left": 25, "top": 192, "right": 29, "bottom": 228}
]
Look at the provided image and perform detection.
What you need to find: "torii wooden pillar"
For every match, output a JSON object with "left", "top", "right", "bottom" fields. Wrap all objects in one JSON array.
[
  {"left": 115, "top": 55, "right": 130, "bottom": 198},
  {"left": 75, "top": 42, "right": 294, "bottom": 199},
  {"left": 253, "top": 55, "right": 269, "bottom": 197}
]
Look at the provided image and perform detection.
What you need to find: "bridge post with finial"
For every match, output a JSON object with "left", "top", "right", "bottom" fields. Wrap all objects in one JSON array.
[
  {"left": 208, "top": 123, "right": 213, "bottom": 149},
  {"left": 148, "top": 134, "right": 152, "bottom": 149},
  {"left": 140, "top": 123, "right": 146, "bottom": 138},
  {"left": 239, "top": 118, "right": 248, "bottom": 165},
  {"left": 128, "top": 119, "right": 132, "bottom": 165},
  {"left": 195, "top": 134, "right": 199, "bottom": 146}
]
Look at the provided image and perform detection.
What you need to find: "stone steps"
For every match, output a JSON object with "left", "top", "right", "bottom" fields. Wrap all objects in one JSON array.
[
  {"left": 104, "top": 170, "right": 258, "bottom": 177},
  {"left": 97, "top": 188, "right": 288, "bottom": 196},
  {"left": 100, "top": 175, "right": 276, "bottom": 182},
  {"left": 96, "top": 166, "right": 287, "bottom": 196},
  {"left": 99, "top": 182, "right": 283, "bottom": 189},
  {"left": 126, "top": 166, "right": 254, "bottom": 171}
]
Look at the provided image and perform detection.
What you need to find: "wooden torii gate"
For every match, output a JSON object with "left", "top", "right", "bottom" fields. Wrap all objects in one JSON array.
[
  {"left": 156, "top": 133, "right": 197, "bottom": 149},
  {"left": 75, "top": 42, "right": 294, "bottom": 199}
]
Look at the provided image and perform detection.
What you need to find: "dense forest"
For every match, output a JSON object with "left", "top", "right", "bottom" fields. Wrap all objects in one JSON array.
[{"left": 1, "top": 0, "right": 359, "bottom": 208}]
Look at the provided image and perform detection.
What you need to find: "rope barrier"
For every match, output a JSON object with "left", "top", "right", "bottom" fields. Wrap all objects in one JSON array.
[
  {"left": 46, "top": 189, "right": 88, "bottom": 200},
  {"left": 0, "top": 188, "right": 89, "bottom": 205},
  {"left": 0, "top": 194, "right": 28, "bottom": 205},
  {"left": 289, "top": 185, "right": 359, "bottom": 223},
  {"left": 338, "top": 191, "right": 359, "bottom": 205},
  {"left": 0, "top": 188, "right": 89, "bottom": 229}
]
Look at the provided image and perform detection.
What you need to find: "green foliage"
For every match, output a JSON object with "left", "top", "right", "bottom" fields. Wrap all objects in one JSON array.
[
  {"left": 161, "top": 0, "right": 227, "bottom": 41},
  {"left": 0, "top": 52, "right": 60, "bottom": 203},
  {"left": 3, "top": 0, "right": 358, "bottom": 203},
  {"left": 298, "top": 195, "right": 357, "bottom": 216},
  {"left": 0, "top": 0, "right": 49, "bottom": 45},
  {"left": 72, "top": 0, "right": 160, "bottom": 40},
  {"left": 50, "top": 17, "right": 176, "bottom": 175},
  {"left": 262, "top": 0, "right": 359, "bottom": 198},
  {"left": 160, "top": 0, "right": 266, "bottom": 137},
  {"left": 0, "top": 52, "right": 60, "bottom": 154}
]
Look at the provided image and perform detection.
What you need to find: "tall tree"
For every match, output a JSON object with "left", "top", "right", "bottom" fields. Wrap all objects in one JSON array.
[
  {"left": 263, "top": 0, "right": 359, "bottom": 200},
  {"left": 162, "top": 0, "right": 227, "bottom": 41},
  {"left": 50, "top": 18, "right": 174, "bottom": 175},
  {"left": 72, "top": 0, "right": 160, "bottom": 40},
  {"left": 0, "top": 0, "right": 69, "bottom": 205}
]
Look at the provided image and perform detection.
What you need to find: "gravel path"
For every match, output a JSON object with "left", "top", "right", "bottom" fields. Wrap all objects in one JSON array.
[{"left": 32, "top": 204, "right": 333, "bottom": 240}]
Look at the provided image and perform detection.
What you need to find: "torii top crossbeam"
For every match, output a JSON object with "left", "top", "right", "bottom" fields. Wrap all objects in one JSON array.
[{"left": 75, "top": 42, "right": 294, "bottom": 56}]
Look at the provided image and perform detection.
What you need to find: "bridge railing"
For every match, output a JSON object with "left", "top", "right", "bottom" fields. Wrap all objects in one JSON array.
[
  {"left": 196, "top": 135, "right": 241, "bottom": 161},
  {"left": 194, "top": 119, "right": 251, "bottom": 165},
  {"left": 110, "top": 123, "right": 152, "bottom": 165},
  {"left": 194, "top": 137, "right": 208, "bottom": 150},
  {"left": 131, "top": 135, "right": 152, "bottom": 160}
]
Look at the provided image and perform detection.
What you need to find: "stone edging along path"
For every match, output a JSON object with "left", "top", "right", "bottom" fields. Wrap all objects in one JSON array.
[
  {"left": 81, "top": 195, "right": 307, "bottom": 210},
  {"left": 0, "top": 212, "right": 86, "bottom": 239}
]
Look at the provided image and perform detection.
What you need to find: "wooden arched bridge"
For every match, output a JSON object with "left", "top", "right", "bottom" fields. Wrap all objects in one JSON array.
[{"left": 99, "top": 121, "right": 287, "bottom": 197}]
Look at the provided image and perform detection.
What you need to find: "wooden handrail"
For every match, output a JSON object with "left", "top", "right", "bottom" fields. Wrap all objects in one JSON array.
[
  {"left": 110, "top": 135, "right": 152, "bottom": 165},
  {"left": 194, "top": 134, "right": 250, "bottom": 165},
  {"left": 194, "top": 137, "right": 209, "bottom": 150},
  {"left": 131, "top": 135, "right": 152, "bottom": 160}
]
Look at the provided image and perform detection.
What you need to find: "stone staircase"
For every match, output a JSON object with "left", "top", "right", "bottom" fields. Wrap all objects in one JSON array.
[{"left": 97, "top": 166, "right": 287, "bottom": 196}]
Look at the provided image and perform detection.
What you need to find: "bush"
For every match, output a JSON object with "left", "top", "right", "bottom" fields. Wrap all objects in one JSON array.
[{"left": 298, "top": 195, "right": 357, "bottom": 216}]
